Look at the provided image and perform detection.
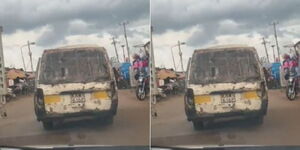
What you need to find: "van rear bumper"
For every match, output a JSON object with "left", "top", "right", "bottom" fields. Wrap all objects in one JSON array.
[
  {"left": 38, "top": 110, "right": 113, "bottom": 121},
  {"left": 186, "top": 100, "right": 268, "bottom": 121},
  {"left": 36, "top": 99, "right": 118, "bottom": 122}
]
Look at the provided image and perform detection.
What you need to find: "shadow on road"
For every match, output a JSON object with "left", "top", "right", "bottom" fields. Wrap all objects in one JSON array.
[
  {"left": 51, "top": 118, "right": 112, "bottom": 131},
  {"left": 197, "top": 117, "right": 261, "bottom": 131}
]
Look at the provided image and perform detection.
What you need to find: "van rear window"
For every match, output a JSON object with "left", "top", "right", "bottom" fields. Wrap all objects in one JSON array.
[
  {"left": 189, "top": 49, "right": 261, "bottom": 85},
  {"left": 39, "top": 49, "right": 110, "bottom": 84}
]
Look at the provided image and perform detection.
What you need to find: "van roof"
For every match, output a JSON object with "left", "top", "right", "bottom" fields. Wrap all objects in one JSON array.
[
  {"left": 43, "top": 44, "right": 106, "bottom": 54},
  {"left": 194, "top": 44, "right": 256, "bottom": 54}
]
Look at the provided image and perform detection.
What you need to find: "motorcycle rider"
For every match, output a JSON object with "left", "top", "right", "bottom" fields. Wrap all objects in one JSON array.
[
  {"left": 133, "top": 54, "right": 141, "bottom": 80},
  {"left": 283, "top": 52, "right": 300, "bottom": 100},
  {"left": 283, "top": 52, "right": 299, "bottom": 80},
  {"left": 133, "top": 53, "right": 149, "bottom": 99}
]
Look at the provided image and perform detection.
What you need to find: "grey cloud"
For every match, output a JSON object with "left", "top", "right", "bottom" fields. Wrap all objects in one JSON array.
[
  {"left": 36, "top": 22, "right": 69, "bottom": 46},
  {"left": 1, "top": 0, "right": 149, "bottom": 46},
  {"left": 188, "top": 24, "right": 218, "bottom": 46},
  {"left": 152, "top": 0, "right": 300, "bottom": 47},
  {"left": 1, "top": 0, "right": 149, "bottom": 33}
]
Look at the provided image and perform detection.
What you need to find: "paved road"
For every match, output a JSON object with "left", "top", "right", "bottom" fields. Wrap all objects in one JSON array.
[
  {"left": 0, "top": 89, "right": 149, "bottom": 146},
  {"left": 152, "top": 89, "right": 300, "bottom": 146}
]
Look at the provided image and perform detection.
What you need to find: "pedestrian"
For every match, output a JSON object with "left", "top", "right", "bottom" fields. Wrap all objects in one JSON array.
[{"left": 120, "top": 59, "right": 131, "bottom": 88}]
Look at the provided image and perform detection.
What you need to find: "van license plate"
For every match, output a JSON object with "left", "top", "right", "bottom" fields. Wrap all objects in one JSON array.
[
  {"left": 221, "top": 93, "right": 236, "bottom": 103},
  {"left": 71, "top": 93, "right": 86, "bottom": 103}
]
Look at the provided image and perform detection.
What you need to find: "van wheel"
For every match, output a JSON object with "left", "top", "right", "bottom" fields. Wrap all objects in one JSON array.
[
  {"left": 105, "top": 116, "right": 113, "bottom": 125},
  {"left": 251, "top": 116, "right": 263, "bottom": 125},
  {"left": 42, "top": 121, "right": 54, "bottom": 130},
  {"left": 98, "top": 115, "right": 113, "bottom": 125},
  {"left": 192, "top": 120, "right": 204, "bottom": 130}
]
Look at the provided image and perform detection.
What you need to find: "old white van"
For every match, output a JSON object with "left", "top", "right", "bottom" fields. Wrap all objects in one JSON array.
[
  {"left": 34, "top": 45, "right": 118, "bottom": 129},
  {"left": 185, "top": 45, "right": 268, "bottom": 129}
]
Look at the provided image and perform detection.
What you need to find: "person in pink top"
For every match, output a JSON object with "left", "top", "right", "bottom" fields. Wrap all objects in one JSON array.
[
  {"left": 283, "top": 52, "right": 300, "bottom": 80},
  {"left": 282, "top": 54, "right": 290, "bottom": 70},
  {"left": 132, "top": 54, "right": 140, "bottom": 70}
]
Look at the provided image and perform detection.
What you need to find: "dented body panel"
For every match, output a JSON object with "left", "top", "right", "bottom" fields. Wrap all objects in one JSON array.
[
  {"left": 39, "top": 82, "right": 110, "bottom": 95},
  {"left": 185, "top": 46, "right": 268, "bottom": 122}
]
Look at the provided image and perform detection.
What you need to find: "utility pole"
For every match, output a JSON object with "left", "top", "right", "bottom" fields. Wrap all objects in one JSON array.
[
  {"left": 121, "top": 45, "right": 126, "bottom": 62},
  {"left": 177, "top": 41, "right": 185, "bottom": 74},
  {"left": 271, "top": 45, "right": 276, "bottom": 62},
  {"left": 120, "top": 21, "right": 131, "bottom": 63},
  {"left": 170, "top": 47, "right": 177, "bottom": 72},
  {"left": 20, "top": 45, "right": 27, "bottom": 72},
  {"left": 271, "top": 21, "right": 280, "bottom": 62},
  {"left": 111, "top": 37, "right": 119, "bottom": 62},
  {"left": 0, "top": 26, "right": 7, "bottom": 118},
  {"left": 27, "top": 41, "right": 34, "bottom": 72},
  {"left": 150, "top": 26, "right": 158, "bottom": 117},
  {"left": 262, "top": 37, "right": 270, "bottom": 63}
]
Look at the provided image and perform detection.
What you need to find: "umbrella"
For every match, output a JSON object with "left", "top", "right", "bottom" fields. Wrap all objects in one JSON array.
[
  {"left": 156, "top": 69, "right": 176, "bottom": 80},
  {"left": 6, "top": 69, "right": 25, "bottom": 79}
]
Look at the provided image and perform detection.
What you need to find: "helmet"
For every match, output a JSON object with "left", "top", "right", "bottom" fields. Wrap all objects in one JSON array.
[
  {"left": 133, "top": 53, "right": 140, "bottom": 60},
  {"left": 283, "top": 54, "right": 290, "bottom": 60}
]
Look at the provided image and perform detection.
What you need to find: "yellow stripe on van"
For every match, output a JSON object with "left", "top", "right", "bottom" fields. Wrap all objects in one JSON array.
[
  {"left": 44, "top": 95, "right": 61, "bottom": 104},
  {"left": 194, "top": 95, "right": 211, "bottom": 104},
  {"left": 92, "top": 91, "right": 109, "bottom": 100},
  {"left": 243, "top": 91, "right": 259, "bottom": 100}
]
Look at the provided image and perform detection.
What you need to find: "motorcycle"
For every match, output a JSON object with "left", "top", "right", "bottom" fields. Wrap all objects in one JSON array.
[
  {"left": 136, "top": 72, "right": 149, "bottom": 100},
  {"left": 160, "top": 81, "right": 179, "bottom": 96},
  {"left": 286, "top": 69, "right": 299, "bottom": 100}
]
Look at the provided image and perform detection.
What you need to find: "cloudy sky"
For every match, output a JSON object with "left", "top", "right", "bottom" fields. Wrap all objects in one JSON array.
[
  {"left": 0, "top": 0, "right": 149, "bottom": 70},
  {"left": 152, "top": 0, "right": 300, "bottom": 71}
]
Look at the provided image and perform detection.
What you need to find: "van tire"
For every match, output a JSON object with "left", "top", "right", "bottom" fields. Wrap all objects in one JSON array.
[
  {"left": 192, "top": 120, "right": 204, "bottom": 130},
  {"left": 42, "top": 121, "right": 54, "bottom": 130},
  {"left": 105, "top": 116, "right": 113, "bottom": 125},
  {"left": 98, "top": 115, "right": 113, "bottom": 125},
  {"left": 251, "top": 116, "right": 263, "bottom": 125}
]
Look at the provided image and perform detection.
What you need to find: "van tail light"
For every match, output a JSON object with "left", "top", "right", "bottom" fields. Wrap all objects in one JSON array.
[
  {"left": 92, "top": 91, "right": 109, "bottom": 100},
  {"left": 194, "top": 95, "right": 212, "bottom": 104},
  {"left": 242, "top": 91, "right": 259, "bottom": 100},
  {"left": 44, "top": 95, "right": 61, "bottom": 104}
]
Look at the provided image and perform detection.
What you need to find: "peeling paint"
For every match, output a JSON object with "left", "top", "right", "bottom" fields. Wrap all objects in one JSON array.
[
  {"left": 190, "top": 82, "right": 262, "bottom": 114},
  {"left": 44, "top": 92, "right": 111, "bottom": 114},
  {"left": 39, "top": 82, "right": 112, "bottom": 114},
  {"left": 189, "top": 82, "right": 260, "bottom": 95},
  {"left": 186, "top": 46, "right": 265, "bottom": 115},
  {"left": 38, "top": 82, "right": 110, "bottom": 95},
  {"left": 36, "top": 45, "right": 115, "bottom": 115}
]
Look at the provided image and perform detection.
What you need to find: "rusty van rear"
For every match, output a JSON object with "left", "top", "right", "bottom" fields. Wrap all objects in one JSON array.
[
  {"left": 34, "top": 45, "right": 118, "bottom": 130},
  {"left": 184, "top": 45, "right": 268, "bottom": 130}
]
